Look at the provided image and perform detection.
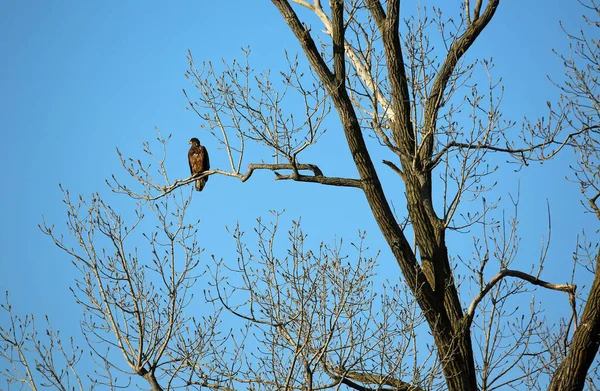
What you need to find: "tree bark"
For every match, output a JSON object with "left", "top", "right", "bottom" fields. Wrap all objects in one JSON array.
[
  {"left": 270, "top": 1, "right": 482, "bottom": 390},
  {"left": 548, "top": 249, "right": 600, "bottom": 391},
  {"left": 138, "top": 367, "right": 164, "bottom": 391}
]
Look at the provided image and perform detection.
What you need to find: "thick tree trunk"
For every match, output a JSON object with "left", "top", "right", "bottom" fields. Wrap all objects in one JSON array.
[
  {"left": 270, "top": 2, "right": 482, "bottom": 389},
  {"left": 138, "top": 367, "right": 164, "bottom": 391},
  {"left": 548, "top": 250, "right": 600, "bottom": 391}
]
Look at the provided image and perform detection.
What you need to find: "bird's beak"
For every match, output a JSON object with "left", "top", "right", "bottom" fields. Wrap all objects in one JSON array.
[{"left": 188, "top": 141, "right": 192, "bottom": 144}]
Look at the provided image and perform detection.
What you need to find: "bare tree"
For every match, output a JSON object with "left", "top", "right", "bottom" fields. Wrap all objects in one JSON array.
[
  {"left": 1, "top": 293, "right": 93, "bottom": 391},
  {"left": 2, "top": 1, "right": 600, "bottom": 390},
  {"left": 546, "top": 1, "right": 600, "bottom": 389}
]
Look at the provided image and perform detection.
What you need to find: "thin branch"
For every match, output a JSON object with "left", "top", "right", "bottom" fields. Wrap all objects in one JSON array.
[
  {"left": 381, "top": 159, "right": 405, "bottom": 180},
  {"left": 291, "top": 0, "right": 393, "bottom": 117},
  {"left": 273, "top": 172, "right": 363, "bottom": 187},
  {"left": 589, "top": 191, "right": 600, "bottom": 220},
  {"left": 466, "top": 269, "right": 577, "bottom": 329},
  {"left": 427, "top": 125, "right": 598, "bottom": 170},
  {"left": 113, "top": 163, "right": 362, "bottom": 201},
  {"left": 327, "top": 368, "right": 426, "bottom": 391},
  {"left": 420, "top": 0, "right": 499, "bottom": 166}
]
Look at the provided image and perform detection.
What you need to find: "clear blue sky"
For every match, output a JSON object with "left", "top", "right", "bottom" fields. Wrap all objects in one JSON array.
[{"left": 0, "top": 0, "right": 595, "bottom": 387}]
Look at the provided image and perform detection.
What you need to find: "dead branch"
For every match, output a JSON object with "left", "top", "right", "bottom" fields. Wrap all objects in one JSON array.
[
  {"left": 466, "top": 269, "right": 577, "bottom": 329},
  {"left": 111, "top": 163, "right": 362, "bottom": 201}
]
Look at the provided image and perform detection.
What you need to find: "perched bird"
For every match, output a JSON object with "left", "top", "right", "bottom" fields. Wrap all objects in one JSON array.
[{"left": 188, "top": 137, "right": 210, "bottom": 191}]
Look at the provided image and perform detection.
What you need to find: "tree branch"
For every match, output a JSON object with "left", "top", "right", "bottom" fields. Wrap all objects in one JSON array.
[
  {"left": 112, "top": 163, "right": 362, "bottom": 201},
  {"left": 325, "top": 366, "right": 426, "bottom": 391},
  {"left": 427, "top": 125, "right": 597, "bottom": 170},
  {"left": 271, "top": 0, "right": 335, "bottom": 86},
  {"left": 419, "top": 0, "right": 499, "bottom": 170},
  {"left": 331, "top": 0, "right": 345, "bottom": 84},
  {"left": 273, "top": 172, "right": 363, "bottom": 187},
  {"left": 291, "top": 0, "right": 393, "bottom": 119},
  {"left": 549, "top": 248, "right": 600, "bottom": 390},
  {"left": 344, "top": 370, "right": 426, "bottom": 391},
  {"left": 366, "top": 0, "right": 415, "bottom": 155},
  {"left": 382, "top": 159, "right": 405, "bottom": 180},
  {"left": 465, "top": 268, "right": 577, "bottom": 329}
]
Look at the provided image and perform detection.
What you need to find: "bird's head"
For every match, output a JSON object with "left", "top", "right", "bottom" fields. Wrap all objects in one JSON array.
[{"left": 189, "top": 137, "right": 201, "bottom": 146}]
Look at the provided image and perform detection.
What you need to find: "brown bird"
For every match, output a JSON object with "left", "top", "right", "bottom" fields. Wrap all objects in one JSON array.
[{"left": 188, "top": 137, "right": 210, "bottom": 191}]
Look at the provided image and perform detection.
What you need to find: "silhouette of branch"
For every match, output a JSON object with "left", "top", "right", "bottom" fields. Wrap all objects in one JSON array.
[
  {"left": 112, "top": 163, "right": 362, "bottom": 201},
  {"left": 466, "top": 269, "right": 577, "bottom": 329},
  {"left": 428, "top": 125, "right": 598, "bottom": 171}
]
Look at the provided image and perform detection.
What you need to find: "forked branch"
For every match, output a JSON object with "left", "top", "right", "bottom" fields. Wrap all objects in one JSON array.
[
  {"left": 465, "top": 269, "right": 577, "bottom": 329},
  {"left": 420, "top": 0, "right": 499, "bottom": 162},
  {"left": 112, "top": 163, "right": 362, "bottom": 201},
  {"left": 427, "top": 124, "right": 597, "bottom": 171}
]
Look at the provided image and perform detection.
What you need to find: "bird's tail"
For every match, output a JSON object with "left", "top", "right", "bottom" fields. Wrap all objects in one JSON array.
[{"left": 195, "top": 178, "right": 207, "bottom": 191}]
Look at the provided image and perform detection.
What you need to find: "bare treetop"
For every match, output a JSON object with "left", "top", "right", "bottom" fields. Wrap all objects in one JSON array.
[{"left": 3, "top": 1, "right": 600, "bottom": 391}]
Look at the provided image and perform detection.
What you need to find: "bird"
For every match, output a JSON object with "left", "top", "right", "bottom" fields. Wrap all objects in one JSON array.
[{"left": 188, "top": 137, "right": 210, "bottom": 191}]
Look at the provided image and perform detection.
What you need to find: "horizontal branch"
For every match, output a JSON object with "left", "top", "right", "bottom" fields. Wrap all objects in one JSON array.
[
  {"left": 233, "top": 163, "right": 325, "bottom": 181},
  {"left": 214, "top": 286, "right": 302, "bottom": 328},
  {"left": 333, "top": 370, "right": 426, "bottom": 391},
  {"left": 465, "top": 268, "right": 577, "bottom": 329},
  {"left": 113, "top": 163, "right": 362, "bottom": 201},
  {"left": 427, "top": 125, "right": 598, "bottom": 171},
  {"left": 274, "top": 172, "right": 363, "bottom": 187}
]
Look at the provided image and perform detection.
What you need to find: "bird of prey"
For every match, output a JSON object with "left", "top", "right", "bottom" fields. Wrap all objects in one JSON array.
[{"left": 188, "top": 137, "right": 210, "bottom": 191}]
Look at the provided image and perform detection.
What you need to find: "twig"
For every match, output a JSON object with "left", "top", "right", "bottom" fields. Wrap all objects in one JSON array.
[
  {"left": 465, "top": 268, "right": 577, "bottom": 329},
  {"left": 114, "top": 164, "right": 362, "bottom": 201}
]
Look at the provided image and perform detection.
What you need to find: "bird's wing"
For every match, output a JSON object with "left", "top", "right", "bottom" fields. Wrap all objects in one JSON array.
[
  {"left": 188, "top": 147, "right": 202, "bottom": 175},
  {"left": 200, "top": 146, "right": 210, "bottom": 171}
]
